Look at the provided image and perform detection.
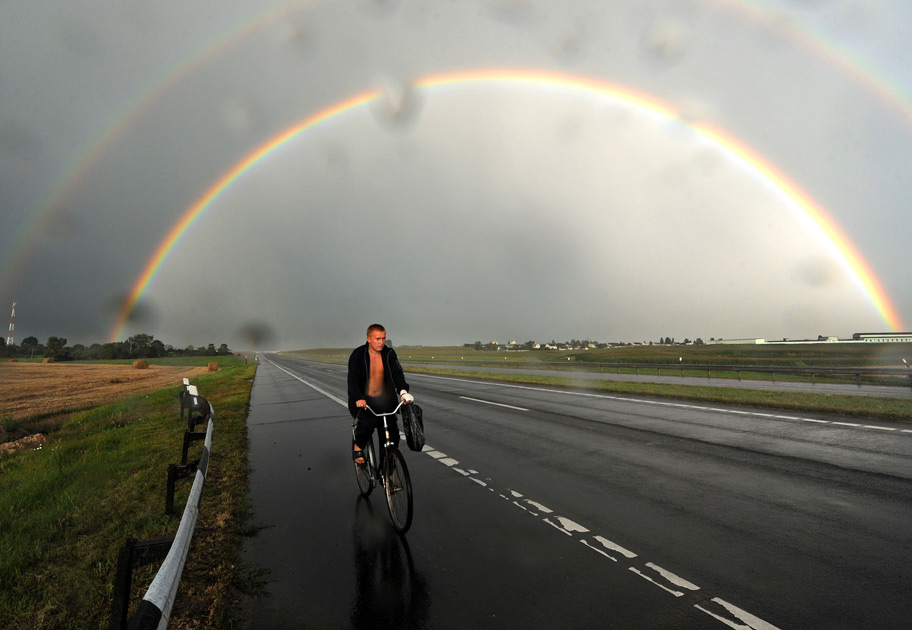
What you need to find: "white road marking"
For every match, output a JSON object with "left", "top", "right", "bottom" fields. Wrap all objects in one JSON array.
[
  {"left": 580, "top": 539, "right": 618, "bottom": 561},
  {"left": 266, "top": 358, "right": 347, "bottom": 406},
  {"left": 271, "top": 360, "right": 791, "bottom": 629},
  {"left": 865, "top": 425, "right": 895, "bottom": 431},
  {"left": 629, "top": 567, "right": 686, "bottom": 597},
  {"left": 525, "top": 500, "right": 553, "bottom": 513},
  {"left": 544, "top": 516, "right": 589, "bottom": 535},
  {"left": 695, "top": 597, "right": 782, "bottom": 630},
  {"left": 459, "top": 396, "right": 529, "bottom": 411},
  {"left": 645, "top": 562, "right": 700, "bottom": 591},
  {"left": 592, "top": 535, "right": 637, "bottom": 559},
  {"left": 416, "top": 373, "right": 909, "bottom": 438}
]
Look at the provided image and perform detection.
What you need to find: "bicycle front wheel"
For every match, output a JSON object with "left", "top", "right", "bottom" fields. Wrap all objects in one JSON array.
[
  {"left": 383, "top": 448, "right": 413, "bottom": 534},
  {"left": 353, "top": 434, "right": 376, "bottom": 497}
]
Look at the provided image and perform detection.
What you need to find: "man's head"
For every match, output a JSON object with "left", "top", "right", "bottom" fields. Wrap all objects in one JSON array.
[{"left": 366, "top": 324, "right": 386, "bottom": 353}]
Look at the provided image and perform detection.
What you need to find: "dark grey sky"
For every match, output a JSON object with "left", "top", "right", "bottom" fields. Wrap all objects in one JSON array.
[{"left": 2, "top": 1, "right": 910, "bottom": 350}]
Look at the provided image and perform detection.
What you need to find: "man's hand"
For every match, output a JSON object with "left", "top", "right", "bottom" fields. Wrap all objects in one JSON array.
[
  {"left": 356, "top": 399, "right": 367, "bottom": 408},
  {"left": 400, "top": 390, "right": 414, "bottom": 404}
]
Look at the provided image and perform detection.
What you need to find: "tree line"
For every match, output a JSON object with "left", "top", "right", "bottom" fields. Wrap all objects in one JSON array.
[{"left": 0, "top": 333, "right": 232, "bottom": 361}]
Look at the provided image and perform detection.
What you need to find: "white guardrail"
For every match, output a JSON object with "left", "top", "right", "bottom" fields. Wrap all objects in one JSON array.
[{"left": 110, "top": 381, "right": 214, "bottom": 630}]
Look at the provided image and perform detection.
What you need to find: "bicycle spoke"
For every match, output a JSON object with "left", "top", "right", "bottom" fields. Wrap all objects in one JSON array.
[{"left": 384, "top": 449, "right": 413, "bottom": 534}]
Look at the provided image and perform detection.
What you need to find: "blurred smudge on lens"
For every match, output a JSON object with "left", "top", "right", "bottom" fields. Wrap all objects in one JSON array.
[
  {"left": 370, "top": 79, "right": 423, "bottom": 132},
  {"left": 235, "top": 321, "right": 277, "bottom": 348}
]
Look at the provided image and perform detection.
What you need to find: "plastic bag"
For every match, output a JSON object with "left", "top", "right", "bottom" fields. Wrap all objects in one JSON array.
[{"left": 400, "top": 403, "right": 425, "bottom": 452}]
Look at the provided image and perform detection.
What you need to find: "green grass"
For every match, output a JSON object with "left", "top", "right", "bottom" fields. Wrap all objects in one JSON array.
[
  {"left": 0, "top": 357, "right": 256, "bottom": 630},
  {"left": 292, "top": 341, "right": 912, "bottom": 367},
  {"left": 286, "top": 345, "right": 912, "bottom": 422}
]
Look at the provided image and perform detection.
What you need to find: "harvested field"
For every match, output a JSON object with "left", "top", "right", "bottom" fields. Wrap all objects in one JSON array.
[{"left": 0, "top": 362, "right": 208, "bottom": 425}]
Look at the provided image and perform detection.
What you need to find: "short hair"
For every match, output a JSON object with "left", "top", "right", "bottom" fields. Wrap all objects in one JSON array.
[{"left": 366, "top": 323, "right": 386, "bottom": 336}]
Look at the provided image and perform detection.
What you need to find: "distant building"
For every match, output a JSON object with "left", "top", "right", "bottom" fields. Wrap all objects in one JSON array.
[
  {"left": 706, "top": 338, "right": 766, "bottom": 345},
  {"left": 852, "top": 332, "right": 912, "bottom": 343},
  {"left": 707, "top": 333, "right": 912, "bottom": 345}
]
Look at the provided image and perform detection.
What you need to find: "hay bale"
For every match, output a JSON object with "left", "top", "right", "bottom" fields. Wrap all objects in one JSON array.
[
  {"left": 42, "top": 357, "right": 54, "bottom": 363},
  {"left": 132, "top": 360, "right": 149, "bottom": 369},
  {"left": 207, "top": 361, "right": 219, "bottom": 372}
]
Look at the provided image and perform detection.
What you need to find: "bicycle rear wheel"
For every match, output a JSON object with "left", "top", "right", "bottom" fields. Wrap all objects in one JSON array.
[
  {"left": 353, "top": 433, "right": 376, "bottom": 496},
  {"left": 383, "top": 448, "right": 413, "bottom": 534}
]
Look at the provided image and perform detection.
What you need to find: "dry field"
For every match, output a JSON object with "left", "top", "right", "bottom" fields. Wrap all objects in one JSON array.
[{"left": 0, "top": 362, "right": 208, "bottom": 443}]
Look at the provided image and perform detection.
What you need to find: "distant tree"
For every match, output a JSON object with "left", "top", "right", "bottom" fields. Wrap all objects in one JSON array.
[
  {"left": 150, "top": 339, "right": 166, "bottom": 358},
  {"left": 46, "top": 336, "right": 68, "bottom": 360},
  {"left": 207, "top": 343, "right": 217, "bottom": 356},
  {"left": 217, "top": 343, "right": 231, "bottom": 355},
  {"left": 126, "top": 333, "right": 154, "bottom": 358},
  {"left": 21, "top": 336, "right": 39, "bottom": 348},
  {"left": 695, "top": 338, "right": 705, "bottom": 345}
]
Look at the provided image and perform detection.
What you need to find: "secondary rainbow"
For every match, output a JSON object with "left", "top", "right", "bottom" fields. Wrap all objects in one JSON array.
[
  {"left": 9, "top": 0, "right": 912, "bottom": 305},
  {"left": 109, "top": 68, "right": 903, "bottom": 341}
]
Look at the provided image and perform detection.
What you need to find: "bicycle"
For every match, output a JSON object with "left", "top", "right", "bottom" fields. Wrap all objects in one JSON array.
[{"left": 352, "top": 401, "right": 414, "bottom": 534}]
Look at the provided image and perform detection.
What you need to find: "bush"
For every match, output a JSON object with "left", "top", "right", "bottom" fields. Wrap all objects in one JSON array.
[{"left": 2, "top": 416, "right": 19, "bottom": 433}]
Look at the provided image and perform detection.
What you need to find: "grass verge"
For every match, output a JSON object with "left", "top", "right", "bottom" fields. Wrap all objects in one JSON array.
[
  {"left": 402, "top": 366, "right": 912, "bottom": 422},
  {"left": 0, "top": 357, "right": 256, "bottom": 630}
]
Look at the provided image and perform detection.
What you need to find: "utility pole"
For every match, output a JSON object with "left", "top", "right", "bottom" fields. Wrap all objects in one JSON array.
[{"left": 7, "top": 301, "right": 15, "bottom": 345}]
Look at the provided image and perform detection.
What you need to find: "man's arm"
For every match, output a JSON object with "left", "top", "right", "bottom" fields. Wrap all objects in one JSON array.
[
  {"left": 347, "top": 348, "right": 367, "bottom": 413},
  {"left": 387, "top": 349, "right": 412, "bottom": 401}
]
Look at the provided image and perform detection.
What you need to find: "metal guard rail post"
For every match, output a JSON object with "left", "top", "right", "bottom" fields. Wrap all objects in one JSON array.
[{"left": 126, "top": 413, "right": 214, "bottom": 630}]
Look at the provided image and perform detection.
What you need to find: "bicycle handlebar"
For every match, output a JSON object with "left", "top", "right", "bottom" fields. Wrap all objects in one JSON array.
[{"left": 362, "top": 400, "right": 407, "bottom": 417}]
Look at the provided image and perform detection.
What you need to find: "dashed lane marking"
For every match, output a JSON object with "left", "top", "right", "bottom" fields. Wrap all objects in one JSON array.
[
  {"left": 416, "top": 373, "right": 910, "bottom": 437},
  {"left": 269, "top": 358, "right": 788, "bottom": 629},
  {"left": 421, "top": 441, "right": 781, "bottom": 630},
  {"left": 459, "top": 396, "right": 529, "bottom": 411}
]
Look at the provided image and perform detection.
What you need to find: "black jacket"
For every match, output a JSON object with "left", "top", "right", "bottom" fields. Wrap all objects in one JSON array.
[{"left": 347, "top": 343, "right": 410, "bottom": 418}]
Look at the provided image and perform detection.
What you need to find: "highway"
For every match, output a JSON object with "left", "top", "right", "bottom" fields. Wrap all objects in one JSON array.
[
  {"left": 400, "top": 361, "right": 912, "bottom": 399},
  {"left": 237, "top": 354, "right": 912, "bottom": 629}
]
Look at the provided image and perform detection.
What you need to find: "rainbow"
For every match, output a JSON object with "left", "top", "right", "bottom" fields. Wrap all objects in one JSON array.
[
  {"left": 7, "top": 0, "right": 912, "bottom": 291},
  {"left": 108, "top": 68, "right": 904, "bottom": 341},
  {"left": 7, "top": 0, "right": 912, "bottom": 313}
]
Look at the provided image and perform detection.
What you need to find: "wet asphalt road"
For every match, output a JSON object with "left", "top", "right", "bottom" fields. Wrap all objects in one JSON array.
[{"left": 237, "top": 354, "right": 912, "bottom": 629}]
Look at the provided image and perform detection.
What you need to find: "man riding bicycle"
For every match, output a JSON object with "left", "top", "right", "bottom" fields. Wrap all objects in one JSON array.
[{"left": 348, "top": 324, "right": 413, "bottom": 464}]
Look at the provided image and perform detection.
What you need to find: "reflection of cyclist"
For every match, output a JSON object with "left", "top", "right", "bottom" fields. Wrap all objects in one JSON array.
[{"left": 348, "top": 323, "right": 413, "bottom": 464}]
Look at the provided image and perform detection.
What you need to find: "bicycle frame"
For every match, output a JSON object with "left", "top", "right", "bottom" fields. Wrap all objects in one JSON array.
[
  {"left": 362, "top": 401, "right": 404, "bottom": 448},
  {"left": 353, "top": 401, "right": 413, "bottom": 534}
]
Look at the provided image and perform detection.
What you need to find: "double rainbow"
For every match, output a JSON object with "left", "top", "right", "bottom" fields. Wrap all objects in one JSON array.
[{"left": 108, "top": 68, "right": 903, "bottom": 341}]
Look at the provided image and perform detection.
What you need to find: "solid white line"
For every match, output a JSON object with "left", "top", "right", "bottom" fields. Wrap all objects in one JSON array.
[
  {"left": 415, "top": 373, "right": 912, "bottom": 438},
  {"left": 459, "top": 395, "right": 529, "bottom": 411},
  {"left": 265, "top": 358, "right": 347, "bottom": 406}
]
